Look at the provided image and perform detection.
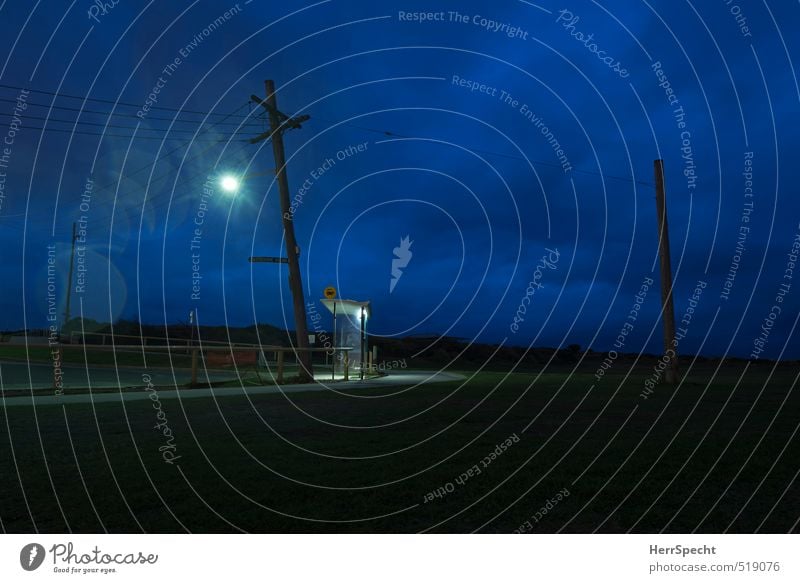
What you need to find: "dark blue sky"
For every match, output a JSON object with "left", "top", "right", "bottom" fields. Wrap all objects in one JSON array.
[{"left": 0, "top": 0, "right": 798, "bottom": 359}]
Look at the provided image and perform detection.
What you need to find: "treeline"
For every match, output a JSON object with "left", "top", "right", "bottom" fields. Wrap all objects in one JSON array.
[{"left": 57, "top": 318, "right": 294, "bottom": 346}]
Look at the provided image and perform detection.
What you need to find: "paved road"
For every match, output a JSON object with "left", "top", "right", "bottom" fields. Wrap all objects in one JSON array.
[{"left": 0, "top": 369, "right": 465, "bottom": 407}]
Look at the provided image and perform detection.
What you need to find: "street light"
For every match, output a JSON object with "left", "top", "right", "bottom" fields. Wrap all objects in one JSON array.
[
  {"left": 220, "top": 170, "right": 275, "bottom": 194},
  {"left": 220, "top": 175, "right": 241, "bottom": 193},
  {"left": 360, "top": 306, "right": 366, "bottom": 380}
]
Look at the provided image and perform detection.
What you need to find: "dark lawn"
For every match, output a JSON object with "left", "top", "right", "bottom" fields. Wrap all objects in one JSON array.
[{"left": 1, "top": 364, "right": 798, "bottom": 533}]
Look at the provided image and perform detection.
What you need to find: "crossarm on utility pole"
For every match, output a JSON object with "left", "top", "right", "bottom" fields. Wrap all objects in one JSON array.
[{"left": 259, "top": 80, "right": 314, "bottom": 381}]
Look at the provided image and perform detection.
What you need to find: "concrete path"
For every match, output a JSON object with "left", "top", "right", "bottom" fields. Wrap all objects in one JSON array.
[{"left": 0, "top": 370, "right": 465, "bottom": 407}]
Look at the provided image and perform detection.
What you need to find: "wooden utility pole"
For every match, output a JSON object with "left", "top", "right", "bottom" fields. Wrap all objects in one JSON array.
[
  {"left": 360, "top": 307, "right": 366, "bottom": 381},
  {"left": 63, "top": 222, "right": 77, "bottom": 330},
  {"left": 654, "top": 160, "right": 679, "bottom": 384},
  {"left": 250, "top": 80, "right": 313, "bottom": 381}
]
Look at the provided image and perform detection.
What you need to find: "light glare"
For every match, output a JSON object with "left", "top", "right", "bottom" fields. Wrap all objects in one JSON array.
[{"left": 220, "top": 175, "right": 240, "bottom": 193}]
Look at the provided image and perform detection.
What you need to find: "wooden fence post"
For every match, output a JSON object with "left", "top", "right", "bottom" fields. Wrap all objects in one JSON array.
[
  {"left": 277, "top": 350, "right": 285, "bottom": 384},
  {"left": 190, "top": 348, "right": 198, "bottom": 388}
]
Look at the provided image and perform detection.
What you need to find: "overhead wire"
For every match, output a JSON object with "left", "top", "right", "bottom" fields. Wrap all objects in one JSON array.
[
  {"left": 312, "top": 114, "right": 654, "bottom": 187},
  {"left": 0, "top": 95, "right": 267, "bottom": 126},
  {"left": 7, "top": 139, "right": 258, "bottom": 234},
  {"left": 0, "top": 111, "right": 267, "bottom": 134},
  {"left": 0, "top": 81, "right": 651, "bottom": 187},
  {"left": 1, "top": 101, "right": 263, "bottom": 230},
  {"left": 1, "top": 81, "right": 653, "bottom": 240},
  {"left": 0, "top": 82, "right": 256, "bottom": 117}
]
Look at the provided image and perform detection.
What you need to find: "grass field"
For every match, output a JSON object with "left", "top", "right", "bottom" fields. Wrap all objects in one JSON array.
[{"left": 1, "top": 364, "right": 798, "bottom": 533}]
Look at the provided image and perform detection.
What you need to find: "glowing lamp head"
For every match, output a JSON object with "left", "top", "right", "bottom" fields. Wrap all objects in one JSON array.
[{"left": 220, "top": 175, "right": 240, "bottom": 193}]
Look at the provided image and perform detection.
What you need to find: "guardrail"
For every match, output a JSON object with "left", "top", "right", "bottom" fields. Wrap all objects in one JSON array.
[
  {"left": 49, "top": 343, "right": 355, "bottom": 388},
  {"left": 68, "top": 331, "right": 263, "bottom": 348}
]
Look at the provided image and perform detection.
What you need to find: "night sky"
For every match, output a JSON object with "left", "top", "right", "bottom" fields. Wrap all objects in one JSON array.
[{"left": 0, "top": 0, "right": 798, "bottom": 360}]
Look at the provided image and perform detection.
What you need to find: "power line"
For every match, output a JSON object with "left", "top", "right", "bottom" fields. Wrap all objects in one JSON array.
[
  {"left": 0, "top": 83, "right": 651, "bottom": 187},
  {"left": 0, "top": 123, "right": 246, "bottom": 141},
  {"left": 0, "top": 100, "right": 256, "bottom": 141},
  {"left": 2, "top": 139, "right": 256, "bottom": 232},
  {"left": 0, "top": 83, "right": 256, "bottom": 118},
  {"left": 0, "top": 103, "right": 259, "bottom": 229},
  {"left": 0, "top": 111, "right": 262, "bottom": 135},
  {"left": 89, "top": 103, "right": 256, "bottom": 196},
  {"left": 313, "top": 115, "right": 654, "bottom": 187},
  {"left": 0, "top": 95, "right": 268, "bottom": 127},
  {"left": 286, "top": 108, "right": 653, "bottom": 187},
  {"left": 87, "top": 141, "right": 256, "bottom": 226}
]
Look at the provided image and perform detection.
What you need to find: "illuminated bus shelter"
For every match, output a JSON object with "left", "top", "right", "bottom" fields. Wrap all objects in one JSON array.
[{"left": 321, "top": 298, "right": 370, "bottom": 377}]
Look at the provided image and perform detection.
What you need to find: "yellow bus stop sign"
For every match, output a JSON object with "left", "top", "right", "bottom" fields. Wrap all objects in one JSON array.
[{"left": 324, "top": 286, "right": 337, "bottom": 299}]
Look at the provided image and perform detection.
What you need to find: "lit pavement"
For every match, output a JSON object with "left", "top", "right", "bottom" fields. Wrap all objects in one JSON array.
[{"left": 0, "top": 368, "right": 465, "bottom": 407}]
